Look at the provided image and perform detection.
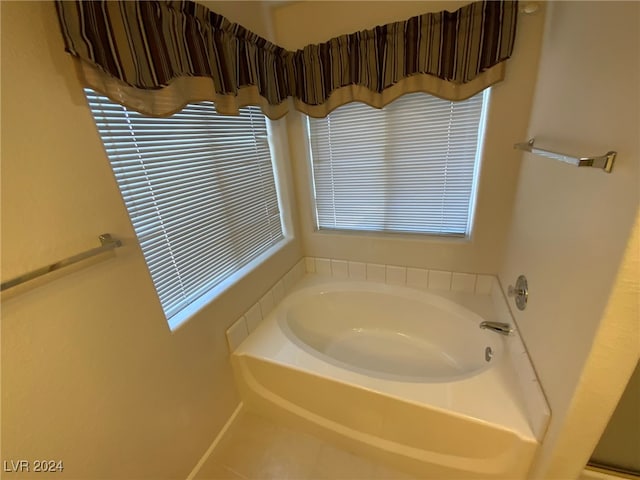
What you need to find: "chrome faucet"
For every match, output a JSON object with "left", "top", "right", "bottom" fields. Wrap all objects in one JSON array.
[{"left": 479, "top": 321, "right": 513, "bottom": 336}]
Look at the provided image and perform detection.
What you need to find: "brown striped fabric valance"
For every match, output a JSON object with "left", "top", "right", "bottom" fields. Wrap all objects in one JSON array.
[{"left": 55, "top": 1, "right": 518, "bottom": 119}]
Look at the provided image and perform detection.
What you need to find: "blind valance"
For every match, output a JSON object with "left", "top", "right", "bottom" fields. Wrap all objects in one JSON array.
[{"left": 55, "top": 0, "right": 518, "bottom": 119}]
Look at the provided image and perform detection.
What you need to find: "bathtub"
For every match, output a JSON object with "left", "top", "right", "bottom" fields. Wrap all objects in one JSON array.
[{"left": 231, "top": 275, "right": 540, "bottom": 479}]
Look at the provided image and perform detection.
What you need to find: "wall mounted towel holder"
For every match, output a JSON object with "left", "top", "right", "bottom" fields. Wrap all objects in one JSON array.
[
  {"left": 514, "top": 138, "right": 616, "bottom": 173},
  {"left": 1, "top": 233, "right": 123, "bottom": 292}
]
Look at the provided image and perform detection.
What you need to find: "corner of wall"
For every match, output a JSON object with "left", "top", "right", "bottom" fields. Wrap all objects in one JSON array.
[{"left": 537, "top": 209, "right": 640, "bottom": 479}]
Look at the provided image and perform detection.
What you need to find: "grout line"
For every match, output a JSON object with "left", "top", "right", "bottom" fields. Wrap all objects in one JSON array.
[{"left": 185, "top": 402, "right": 244, "bottom": 480}]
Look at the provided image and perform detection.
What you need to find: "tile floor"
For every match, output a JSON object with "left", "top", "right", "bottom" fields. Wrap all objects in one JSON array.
[{"left": 195, "top": 409, "right": 417, "bottom": 480}]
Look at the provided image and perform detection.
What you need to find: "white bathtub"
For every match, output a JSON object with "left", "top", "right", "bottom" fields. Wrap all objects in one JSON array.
[
  {"left": 232, "top": 275, "right": 540, "bottom": 479},
  {"left": 281, "top": 283, "right": 502, "bottom": 383}
]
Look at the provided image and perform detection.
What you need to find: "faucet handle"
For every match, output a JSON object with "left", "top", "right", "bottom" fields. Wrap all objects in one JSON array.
[{"left": 508, "top": 275, "right": 528, "bottom": 311}]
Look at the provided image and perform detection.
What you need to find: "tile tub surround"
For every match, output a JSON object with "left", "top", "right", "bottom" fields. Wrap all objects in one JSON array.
[
  {"left": 306, "top": 256, "right": 495, "bottom": 295},
  {"left": 226, "top": 258, "right": 306, "bottom": 352},
  {"left": 491, "top": 277, "right": 551, "bottom": 442},
  {"left": 226, "top": 257, "right": 550, "bottom": 444}
]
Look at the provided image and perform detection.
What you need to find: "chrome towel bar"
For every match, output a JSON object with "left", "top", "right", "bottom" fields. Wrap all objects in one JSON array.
[
  {"left": 514, "top": 138, "right": 616, "bottom": 173},
  {"left": 1, "top": 233, "right": 122, "bottom": 292}
]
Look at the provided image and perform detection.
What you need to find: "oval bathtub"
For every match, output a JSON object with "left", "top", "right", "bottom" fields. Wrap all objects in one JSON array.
[
  {"left": 281, "top": 283, "right": 502, "bottom": 382},
  {"left": 232, "top": 275, "right": 539, "bottom": 479}
]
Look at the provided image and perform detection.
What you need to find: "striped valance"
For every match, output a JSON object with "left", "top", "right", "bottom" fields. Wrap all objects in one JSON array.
[{"left": 55, "top": 1, "right": 518, "bottom": 119}]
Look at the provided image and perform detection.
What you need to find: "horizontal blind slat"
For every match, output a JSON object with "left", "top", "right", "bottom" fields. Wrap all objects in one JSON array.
[
  {"left": 308, "top": 90, "right": 486, "bottom": 236},
  {"left": 86, "top": 88, "right": 284, "bottom": 322}
]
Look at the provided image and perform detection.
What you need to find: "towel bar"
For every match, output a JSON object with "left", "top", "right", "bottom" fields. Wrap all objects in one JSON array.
[
  {"left": 1, "top": 233, "right": 122, "bottom": 291},
  {"left": 514, "top": 138, "right": 616, "bottom": 173}
]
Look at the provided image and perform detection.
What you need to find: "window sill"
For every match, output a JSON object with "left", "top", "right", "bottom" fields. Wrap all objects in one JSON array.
[
  {"left": 311, "top": 228, "right": 472, "bottom": 245},
  {"left": 167, "top": 236, "right": 294, "bottom": 332}
]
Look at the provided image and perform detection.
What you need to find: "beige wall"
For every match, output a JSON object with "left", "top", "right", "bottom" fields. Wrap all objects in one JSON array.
[
  {"left": 273, "top": 1, "right": 546, "bottom": 274},
  {"left": 0, "top": 2, "right": 301, "bottom": 479},
  {"left": 5, "top": 2, "right": 638, "bottom": 479},
  {"left": 591, "top": 361, "right": 640, "bottom": 472},
  {"left": 199, "top": 1, "right": 276, "bottom": 41},
  {"left": 498, "top": 2, "right": 640, "bottom": 478},
  {"left": 541, "top": 210, "right": 640, "bottom": 479}
]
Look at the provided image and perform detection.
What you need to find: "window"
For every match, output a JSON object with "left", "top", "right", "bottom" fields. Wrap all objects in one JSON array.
[
  {"left": 86, "top": 89, "right": 286, "bottom": 329},
  {"left": 307, "top": 90, "right": 489, "bottom": 237}
]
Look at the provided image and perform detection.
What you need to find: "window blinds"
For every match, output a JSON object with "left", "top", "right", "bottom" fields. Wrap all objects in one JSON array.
[
  {"left": 86, "top": 89, "right": 284, "bottom": 321},
  {"left": 307, "top": 91, "right": 487, "bottom": 236}
]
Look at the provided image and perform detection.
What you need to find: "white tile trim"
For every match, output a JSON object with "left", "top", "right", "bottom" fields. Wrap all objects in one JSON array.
[
  {"left": 331, "top": 259, "right": 349, "bottom": 278},
  {"left": 304, "top": 257, "right": 316, "bottom": 273},
  {"left": 303, "top": 256, "right": 502, "bottom": 295},
  {"left": 225, "top": 317, "right": 249, "bottom": 353},
  {"left": 272, "top": 280, "right": 285, "bottom": 304},
  {"left": 475, "top": 274, "right": 494, "bottom": 295},
  {"left": 366, "top": 263, "right": 386, "bottom": 282},
  {"left": 315, "top": 257, "right": 332, "bottom": 275},
  {"left": 348, "top": 261, "right": 366, "bottom": 280},
  {"left": 406, "top": 267, "right": 428, "bottom": 289},
  {"left": 492, "top": 276, "right": 551, "bottom": 441},
  {"left": 386, "top": 265, "right": 407, "bottom": 285},
  {"left": 428, "top": 270, "right": 453, "bottom": 290},
  {"left": 259, "top": 290, "right": 275, "bottom": 318},
  {"left": 244, "top": 303, "right": 262, "bottom": 334}
]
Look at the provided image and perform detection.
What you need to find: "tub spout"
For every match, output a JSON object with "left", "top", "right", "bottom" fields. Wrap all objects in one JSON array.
[{"left": 479, "top": 321, "right": 513, "bottom": 336}]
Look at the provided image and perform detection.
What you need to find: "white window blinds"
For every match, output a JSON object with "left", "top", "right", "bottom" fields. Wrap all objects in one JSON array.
[
  {"left": 307, "top": 91, "right": 488, "bottom": 236},
  {"left": 85, "top": 89, "right": 284, "bottom": 324}
]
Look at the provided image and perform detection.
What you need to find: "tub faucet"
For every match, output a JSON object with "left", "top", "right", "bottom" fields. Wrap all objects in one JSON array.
[{"left": 479, "top": 321, "right": 513, "bottom": 336}]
